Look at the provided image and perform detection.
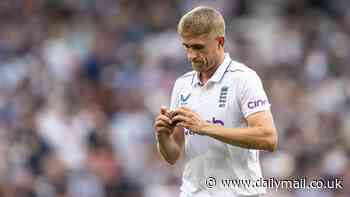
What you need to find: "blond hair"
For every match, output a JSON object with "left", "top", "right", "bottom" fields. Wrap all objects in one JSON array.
[{"left": 178, "top": 6, "right": 225, "bottom": 38}]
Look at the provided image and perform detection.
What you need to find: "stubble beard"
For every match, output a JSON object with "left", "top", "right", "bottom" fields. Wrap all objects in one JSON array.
[{"left": 191, "top": 61, "right": 207, "bottom": 72}]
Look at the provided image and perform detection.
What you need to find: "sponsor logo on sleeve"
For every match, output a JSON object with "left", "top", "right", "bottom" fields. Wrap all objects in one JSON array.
[{"left": 247, "top": 99, "right": 269, "bottom": 109}]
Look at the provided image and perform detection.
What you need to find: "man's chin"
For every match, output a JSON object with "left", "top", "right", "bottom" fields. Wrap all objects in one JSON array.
[{"left": 191, "top": 63, "right": 204, "bottom": 71}]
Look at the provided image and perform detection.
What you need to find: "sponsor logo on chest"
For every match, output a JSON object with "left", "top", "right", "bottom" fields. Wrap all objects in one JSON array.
[
  {"left": 180, "top": 93, "right": 191, "bottom": 105},
  {"left": 218, "top": 86, "right": 229, "bottom": 108},
  {"left": 185, "top": 117, "right": 224, "bottom": 136}
]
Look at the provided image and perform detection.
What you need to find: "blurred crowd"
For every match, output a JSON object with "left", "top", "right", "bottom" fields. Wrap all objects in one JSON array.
[{"left": 0, "top": 0, "right": 349, "bottom": 196}]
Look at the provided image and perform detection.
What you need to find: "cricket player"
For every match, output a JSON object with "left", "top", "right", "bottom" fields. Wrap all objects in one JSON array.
[{"left": 154, "top": 6, "right": 278, "bottom": 197}]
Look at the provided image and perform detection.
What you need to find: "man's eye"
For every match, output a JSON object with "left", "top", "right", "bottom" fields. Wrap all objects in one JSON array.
[{"left": 193, "top": 45, "right": 204, "bottom": 50}]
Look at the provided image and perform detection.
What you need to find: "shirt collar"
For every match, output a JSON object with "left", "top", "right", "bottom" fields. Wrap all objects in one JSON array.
[{"left": 192, "top": 53, "right": 232, "bottom": 87}]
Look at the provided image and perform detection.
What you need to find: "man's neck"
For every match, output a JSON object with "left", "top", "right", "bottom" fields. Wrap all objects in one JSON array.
[{"left": 200, "top": 52, "right": 225, "bottom": 84}]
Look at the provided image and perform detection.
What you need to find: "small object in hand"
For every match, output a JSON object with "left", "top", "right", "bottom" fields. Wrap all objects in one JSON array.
[{"left": 169, "top": 111, "right": 181, "bottom": 126}]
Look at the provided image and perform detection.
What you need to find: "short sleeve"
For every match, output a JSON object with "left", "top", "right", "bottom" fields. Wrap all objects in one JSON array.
[{"left": 238, "top": 72, "right": 271, "bottom": 118}]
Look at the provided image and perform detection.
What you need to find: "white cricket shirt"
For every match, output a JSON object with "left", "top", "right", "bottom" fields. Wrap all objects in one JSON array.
[{"left": 170, "top": 53, "right": 271, "bottom": 196}]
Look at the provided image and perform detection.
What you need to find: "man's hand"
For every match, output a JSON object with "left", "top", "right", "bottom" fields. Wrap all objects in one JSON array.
[
  {"left": 154, "top": 106, "right": 175, "bottom": 137},
  {"left": 155, "top": 106, "right": 185, "bottom": 165},
  {"left": 172, "top": 107, "right": 210, "bottom": 135}
]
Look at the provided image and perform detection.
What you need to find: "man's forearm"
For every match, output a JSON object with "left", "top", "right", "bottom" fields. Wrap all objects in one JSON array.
[
  {"left": 156, "top": 134, "right": 181, "bottom": 165},
  {"left": 201, "top": 124, "right": 277, "bottom": 151}
]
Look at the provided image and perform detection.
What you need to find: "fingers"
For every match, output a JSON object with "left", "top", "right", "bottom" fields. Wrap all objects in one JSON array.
[
  {"left": 171, "top": 107, "right": 204, "bottom": 131},
  {"left": 160, "top": 106, "right": 167, "bottom": 114},
  {"left": 174, "top": 108, "right": 186, "bottom": 116},
  {"left": 173, "top": 107, "right": 195, "bottom": 124},
  {"left": 154, "top": 115, "right": 173, "bottom": 136},
  {"left": 176, "top": 106, "right": 191, "bottom": 112},
  {"left": 157, "top": 106, "right": 199, "bottom": 131},
  {"left": 174, "top": 121, "right": 187, "bottom": 128},
  {"left": 171, "top": 114, "right": 190, "bottom": 125},
  {"left": 174, "top": 107, "right": 194, "bottom": 119},
  {"left": 169, "top": 111, "right": 177, "bottom": 119},
  {"left": 180, "top": 106, "right": 191, "bottom": 111},
  {"left": 156, "top": 114, "right": 172, "bottom": 126},
  {"left": 160, "top": 106, "right": 171, "bottom": 116},
  {"left": 154, "top": 120, "right": 172, "bottom": 130}
]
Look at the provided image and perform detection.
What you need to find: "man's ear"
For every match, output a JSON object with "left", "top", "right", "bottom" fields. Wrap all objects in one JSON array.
[{"left": 216, "top": 37, "right": 225, "bottom": 48}]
